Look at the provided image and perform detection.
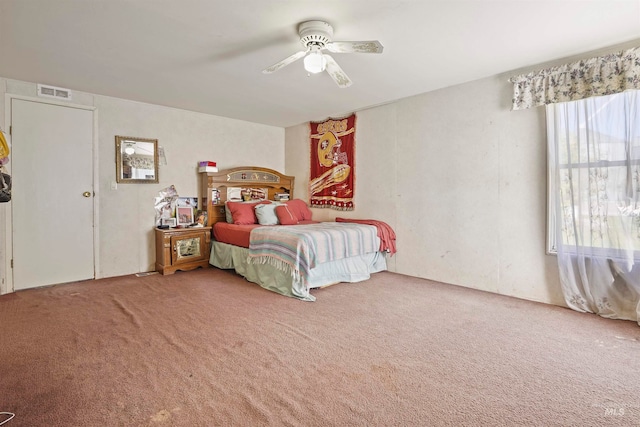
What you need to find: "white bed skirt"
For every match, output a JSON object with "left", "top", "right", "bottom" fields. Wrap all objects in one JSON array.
[{"left": 210, "top": 241, "right": 387, "bottom": 301}]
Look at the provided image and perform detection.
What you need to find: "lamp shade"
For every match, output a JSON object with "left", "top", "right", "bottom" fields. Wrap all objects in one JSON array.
[{"left": 304, "top": 51, "right": 327, "bottom": 74}]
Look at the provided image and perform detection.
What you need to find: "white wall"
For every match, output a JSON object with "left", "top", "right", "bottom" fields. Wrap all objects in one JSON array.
[
  {"left": 0, "top": 77, "right": 283, "bottom": 291},
  {"left": 286, "top": 40, "right": 640, "bottom": 307},
  {"left": 285, "top": 75, "right": 563, "bottom": 306},
  {"left": 95, "top": 96, "right": 283, "bottom": 277}
]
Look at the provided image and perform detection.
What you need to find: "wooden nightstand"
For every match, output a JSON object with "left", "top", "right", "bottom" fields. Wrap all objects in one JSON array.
[{"left": 155, "top": 226, "right": 211, "bottom": 275}]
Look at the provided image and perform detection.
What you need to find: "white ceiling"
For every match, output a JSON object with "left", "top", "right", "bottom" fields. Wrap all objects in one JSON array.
[{"left": 1, "top": 0, "right": 640, "bottom": 128}]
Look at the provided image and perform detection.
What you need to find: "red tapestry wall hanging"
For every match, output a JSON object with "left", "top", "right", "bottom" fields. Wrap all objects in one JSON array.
[{"left": 309, "top": 114, "right": 356, "bottom": 210}]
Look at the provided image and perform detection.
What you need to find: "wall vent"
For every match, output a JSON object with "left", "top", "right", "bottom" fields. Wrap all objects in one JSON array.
[{"left": 37, "top": 84, "right": 72, "bottom": 101}]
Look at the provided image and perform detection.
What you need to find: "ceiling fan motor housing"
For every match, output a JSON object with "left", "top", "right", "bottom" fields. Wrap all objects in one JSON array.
[{"left": 299, "top": 20, "right": 333, "bottom": 48}]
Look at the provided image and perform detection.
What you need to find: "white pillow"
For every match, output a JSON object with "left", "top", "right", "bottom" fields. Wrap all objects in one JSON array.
[{"left": 255, "top": 203, "right": 279, "bottom": 225}]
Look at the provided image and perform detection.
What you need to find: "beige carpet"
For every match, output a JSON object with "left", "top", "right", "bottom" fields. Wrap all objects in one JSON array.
[{"left": 1, "top": 268, "right": 639, "bottom": 426}]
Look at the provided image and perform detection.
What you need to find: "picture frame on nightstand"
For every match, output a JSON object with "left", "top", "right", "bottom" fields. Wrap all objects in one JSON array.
[
  {"left": 176, "top": 206, "right": 194, "bottom": 226},
  {"left": 161, "top": 217, "right": 177, "bottom": 227}
]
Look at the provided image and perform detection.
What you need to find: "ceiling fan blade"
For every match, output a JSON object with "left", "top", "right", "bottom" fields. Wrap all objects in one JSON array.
[
  {"left": 262, "top": 50, "right": 307, "bottom": 74},
  {"left": 323, "top": 54, "right": 352, "bottom": 88},
  {"left": 326, "top": 41, "right": 383, "bottom": 54}
]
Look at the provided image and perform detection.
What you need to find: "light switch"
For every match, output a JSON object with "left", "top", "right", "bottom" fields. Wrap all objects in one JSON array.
[{"left": 110, "top": 181, "right": 117, "bottom": 190}]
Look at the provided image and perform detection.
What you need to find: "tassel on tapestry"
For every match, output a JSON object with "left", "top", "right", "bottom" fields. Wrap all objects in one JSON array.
[{"left": 309, "top": 113, "right": 356, "bottom": 210}]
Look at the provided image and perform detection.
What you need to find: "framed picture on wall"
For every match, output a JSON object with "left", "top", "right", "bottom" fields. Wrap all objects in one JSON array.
[{"left": 176, "top": 206, "right": 194, "bottom": 226}]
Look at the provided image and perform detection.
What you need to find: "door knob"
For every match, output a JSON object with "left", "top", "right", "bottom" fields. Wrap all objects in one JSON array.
[{"left": 82, "top": 191, "right": 92, "bottom": 198}]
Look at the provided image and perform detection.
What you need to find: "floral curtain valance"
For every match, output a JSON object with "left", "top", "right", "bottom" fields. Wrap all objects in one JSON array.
[{"left": 509, "top": 46, "right": 640, "bottom": 110}]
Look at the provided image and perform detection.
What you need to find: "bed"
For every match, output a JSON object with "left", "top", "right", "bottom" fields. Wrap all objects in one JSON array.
[{"left": 200, "top": 166, "right": 389, "bottom": 301}]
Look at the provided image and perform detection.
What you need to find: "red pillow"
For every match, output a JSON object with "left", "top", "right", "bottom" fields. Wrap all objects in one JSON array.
[
  {"left": 285, "top": 199, "right": 312, "bottom": 221},
  {"left": 227, "top": 201, "right": 270, "bottom": 225},
  {"left": 275, "top": 205, "right": 298, "bottom": 225}
]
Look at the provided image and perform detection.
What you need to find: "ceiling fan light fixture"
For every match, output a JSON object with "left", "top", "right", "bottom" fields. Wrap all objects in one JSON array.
[
  {"left": 262, "top": 20, "right": 382, "bottom": 87},
  {"left": 124, "top": 144, "right": 135, "bottom": 155},
  {"left": 304, "top": 50, "right": 326, "bottom": 74}
]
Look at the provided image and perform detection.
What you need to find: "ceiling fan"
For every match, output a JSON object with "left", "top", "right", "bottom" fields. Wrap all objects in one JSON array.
[{"left": 262, "top": 20, "right": 383, "bottom": 88}]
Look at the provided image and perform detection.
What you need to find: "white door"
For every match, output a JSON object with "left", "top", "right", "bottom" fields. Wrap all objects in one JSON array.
[{"left": 11, "top": 98, "right": 94, "bottom": 290}]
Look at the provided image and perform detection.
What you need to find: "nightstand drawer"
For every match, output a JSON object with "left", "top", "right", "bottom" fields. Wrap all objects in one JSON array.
[{"left": 155, "top": 227, "right": 211, "bottom": 275}]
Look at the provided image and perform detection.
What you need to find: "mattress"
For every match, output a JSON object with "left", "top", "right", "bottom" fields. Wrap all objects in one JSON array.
[
  {"left": 213, "top": 221, "right": 318, "bottom": 248},
  {"left": 213, "top": 222, "right": 261, "bottom": 248}
]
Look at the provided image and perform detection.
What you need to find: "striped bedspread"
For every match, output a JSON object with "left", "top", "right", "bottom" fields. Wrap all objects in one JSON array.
[{"left": 247, "top": 222, "right": 379, "bottom": 283}]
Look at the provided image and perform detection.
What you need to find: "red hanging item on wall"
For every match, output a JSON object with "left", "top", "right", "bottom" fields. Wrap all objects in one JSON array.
[{"left": 309, "top": 114, "right": 356, "bottom": 210}]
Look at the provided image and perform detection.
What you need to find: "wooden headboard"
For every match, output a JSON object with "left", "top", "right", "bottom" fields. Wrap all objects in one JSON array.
[{"left": 199, "top": 166, "right": 295, "bottom": 227}]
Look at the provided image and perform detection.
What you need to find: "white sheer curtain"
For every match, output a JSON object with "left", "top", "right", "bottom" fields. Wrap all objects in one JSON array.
[{"left": 547, "top": 91, "right": 640, "bottom": 323}]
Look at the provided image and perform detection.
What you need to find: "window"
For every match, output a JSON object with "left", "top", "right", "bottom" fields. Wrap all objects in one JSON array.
[{"left": 546, "top": 91, "right": 640, "bottom": 258}]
